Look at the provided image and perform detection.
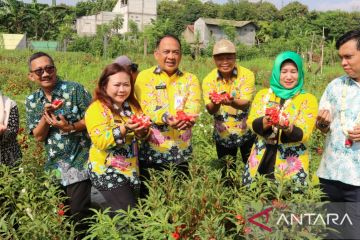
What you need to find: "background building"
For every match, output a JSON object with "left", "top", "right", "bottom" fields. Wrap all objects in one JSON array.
[
  {"left": 183, "top": 17, "right": 258, "bottom": 47},
  {"left": 76, "top": 0, "right": 157, "bottom": 36}
]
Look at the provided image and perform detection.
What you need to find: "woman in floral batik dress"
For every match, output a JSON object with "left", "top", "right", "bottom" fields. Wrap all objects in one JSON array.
[
  {"left": 85, "top": 63, "right": 150, "bottom": 213},
  {"left": 243, "top": 51, "right": 318, "bottom": 186}
]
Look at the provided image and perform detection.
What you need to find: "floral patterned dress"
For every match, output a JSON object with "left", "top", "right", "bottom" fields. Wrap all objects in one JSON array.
[
  {"left": 85, "top": 100, "right": 140, "bottom": 191},
  {"left": 243, "top": 89, "right": 318, "bottom": 185}
]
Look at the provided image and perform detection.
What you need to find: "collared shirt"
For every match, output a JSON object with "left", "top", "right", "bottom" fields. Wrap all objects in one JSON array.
[
  {"left": 25, "top": 78, "right": 92, "bottom": 186},
  {"left": 317, "top": 76, "right": 360, "bottom": 186},
  {"left": 202, "top": 65, "right": 255, "bottom": 148},
  {"left": 85, "top": 100, "right": 140, "bottom": 191},
  {"left": 134, "top": 66, "right": 201, "bottom": 164},
  {"left": 243, "top": 89, "right": 318, "bottom": 185}
]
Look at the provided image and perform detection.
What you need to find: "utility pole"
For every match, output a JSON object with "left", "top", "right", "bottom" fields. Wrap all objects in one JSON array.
[
  {"left": 320, "top": 27, "right": 325, "bottom": 74},
  {"left": 141, "top": 0, "right": 144, "bottom": 31}
]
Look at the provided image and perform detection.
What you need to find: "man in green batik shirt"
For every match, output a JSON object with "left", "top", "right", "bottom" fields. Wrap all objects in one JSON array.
[{"left": 25, "top": 52, "right": 92, "bottom": 233}]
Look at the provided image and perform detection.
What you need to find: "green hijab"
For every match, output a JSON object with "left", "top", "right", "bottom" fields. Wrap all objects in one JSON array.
[{"left": 270, "top": 51, "right": 305, "bottom": 100}]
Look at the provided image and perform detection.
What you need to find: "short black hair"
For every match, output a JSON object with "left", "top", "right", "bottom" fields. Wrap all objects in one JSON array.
[
  {"left": 155, "top": 34, "right": 182, "bottom": 50},
  {"left": 28, "top": 52, "right": 55, "bottom": 70},
  {"left": 336, "top": 29, "right": 360, "bottom": 50}
]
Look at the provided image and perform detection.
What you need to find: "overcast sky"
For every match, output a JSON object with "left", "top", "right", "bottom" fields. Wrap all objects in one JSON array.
[{"left": 22, "top": 0, "right": 360, "bottom": 12}]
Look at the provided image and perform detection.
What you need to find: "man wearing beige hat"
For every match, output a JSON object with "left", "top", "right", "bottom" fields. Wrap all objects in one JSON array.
[{"left": 202, "top": 39, "right": 255, "bottom": 171}]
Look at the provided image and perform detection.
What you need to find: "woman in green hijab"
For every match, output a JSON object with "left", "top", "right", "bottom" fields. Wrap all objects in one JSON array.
[{"left": 242, "top": 51, "right": 318, "bottom": 186}]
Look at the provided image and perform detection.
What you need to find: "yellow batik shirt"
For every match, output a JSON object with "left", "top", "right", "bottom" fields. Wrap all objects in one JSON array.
[
  {"left": 243, "top": 89, "right": 318, "bottom": 185},
  {"left": 202, "top": 66, "right": 255, "bottom": 148},
  {"left": 135, "top": 66, "right": 201, "bottom": 164},
  {"left": 85, "top": 100, "right": 140, "bottom": 191}
]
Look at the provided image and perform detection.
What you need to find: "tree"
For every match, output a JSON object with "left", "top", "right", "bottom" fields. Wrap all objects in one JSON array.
[
  {"left": 128, "top": 20, "right": 139, "bottom": 38},
  {"left": 201, "top": 2, "right": 219, "bottom": 18},
  {"left": 58, "top": 14, "right": 75, "bottom": 51},
  {"left": 279, "top": 1, "right": 309, "bottom": 20},
  {"left": 0, "top": 0, "right": 30, "bottom": 33},
  {"left": 255, "top": 2, "right": 278, "bottom": 21},
  {"left": 110, "top": 14, "right": 124, "bottom": 34},
  {"left": 220, "top": 22, "right": 236, "bottom": 42}
]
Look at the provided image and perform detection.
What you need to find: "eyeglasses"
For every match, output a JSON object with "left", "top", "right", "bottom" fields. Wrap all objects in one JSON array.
[{"left": 31, "top": 65, "right": 56, "bottom": 77}]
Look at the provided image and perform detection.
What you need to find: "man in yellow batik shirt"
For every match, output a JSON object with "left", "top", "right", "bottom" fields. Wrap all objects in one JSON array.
[
  {"left": 202, "top": 39, "right": 255, "bottom": 172},
  {"left": 135, "top": 34, "right": 201, "bottom": 196}
]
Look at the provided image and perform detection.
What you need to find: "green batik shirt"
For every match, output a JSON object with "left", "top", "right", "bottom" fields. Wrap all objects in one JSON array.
[{"left": 26, "top": 78, "right": 92, "bottom": 186}]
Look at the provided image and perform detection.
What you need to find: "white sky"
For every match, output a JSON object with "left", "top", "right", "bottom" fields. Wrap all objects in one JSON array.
[{"left": 22, "top": 0, "right": 360, "bottom": 12}]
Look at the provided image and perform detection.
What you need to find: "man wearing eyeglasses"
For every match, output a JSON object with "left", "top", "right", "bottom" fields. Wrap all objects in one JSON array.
[
  {"left": 25, "top": 52, "right": 92, "bottom": 234},
  {"left": 202, "top": 39, "right": 255, "bottom": 174}
]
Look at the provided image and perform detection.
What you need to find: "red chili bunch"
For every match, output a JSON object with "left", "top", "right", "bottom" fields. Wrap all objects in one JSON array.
[
  {"left": 175, "top": 110, "right": 195, "bottom": 122},
  {"left": 345, "top": 139, "right": 353, "bottom": 148},
  {"left": 209, "top": 91, "right": 231, "bottom": 104},
  {"left": 235, "top": 214, "right": 246, "bottom": 225},
  {"left": 171, "top": 224, "right": 186, "bottom": 240},
  {"left": 52, "top": 99, "right": 63, "bottom": 107},
  {"left": 131, "top": 114, "right": 151, "bottom": 128},
  {"left": 57, "top": 203, "right": 65, "bottom": 216},
  {"left": 265, "top": 107, "right": 289, "bottom": 127}
]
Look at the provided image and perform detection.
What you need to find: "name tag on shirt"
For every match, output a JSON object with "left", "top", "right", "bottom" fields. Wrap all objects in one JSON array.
[
  {"left": 175, "top": 95, "right": 184, "bottom": 110},
  {"left": 155, "top": 84, "right": 166, "bottom": 90}
]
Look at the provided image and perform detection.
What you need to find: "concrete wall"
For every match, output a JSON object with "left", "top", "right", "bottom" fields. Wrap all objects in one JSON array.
[
  {"left": 76, "top": 12, "right": 121, "bottom": 36},
  {"left": 193, "top": 18, "right": 257, "bottom": 47},
  {"left": 182, "top": 28, "right": 194, "bottom": 44},
  {"left": 194, "top": 18, "right": 206, "bottom": 44},
  {"left": 235, "top": 23, "right": 257, "bottom": 46},
  {"left": 113, "top": 0, "right": 156, "bottom": 32},
  {"left": 2, "top": 34, "right": 26, "bottom": 49}
]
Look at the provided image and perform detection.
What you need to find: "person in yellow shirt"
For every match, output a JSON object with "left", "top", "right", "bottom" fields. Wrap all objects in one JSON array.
[
  {"left": 202, "top": 39, "right": 255, "bottom": 171},
  {"left": 85, "top": 63, "right": 150, "bottom": 213},
  {"left": 134, "top": 34, "right": 201, "bottom": 197},
  {"left": 242, "top": 51, "right": 318, "bottom": 186}
]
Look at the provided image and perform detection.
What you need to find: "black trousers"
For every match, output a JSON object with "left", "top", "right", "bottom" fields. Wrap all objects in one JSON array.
[
  {"left": 99, "top": 182, "right": 137, "bottom": 215},
  {"left": 216, "top": 135, "right": 255, "bottom": 165},
  {"left": 139, "top": 161, "right": 189, "bottom": 199},
  {"left": 61, "top": 179, "right": 92, "bottom": 235},
  {"left": 320, "top": 178, "right": 360, "bottom": 239}
]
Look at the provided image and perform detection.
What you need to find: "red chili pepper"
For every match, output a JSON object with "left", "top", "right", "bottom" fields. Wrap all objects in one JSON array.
[
  {"left": 57, "top": 209, "right": 65, "bottom": 216},
  {"left": 175, "top": 110, "right": 194, "bottom": 122},
  {"left": 345, "top": 139, "right": 353, "bottom": 148},
  {"left": 171, "top": 232, "right": 180, "bottom": 240},
  {"left": 235, "top": 214, "right": 246, "bottom": 224},
  {"left": 265, "top": 106, "right": 280, "bottom": 125},
  {"left": 131, "top": 114, "right": 151, "bottom": 128},
  {"left": 209, "top": 91, "right": 231, "bottom": 104},
  {"left": 52, "top": 99, "right": 63, "bottom": 106}
]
